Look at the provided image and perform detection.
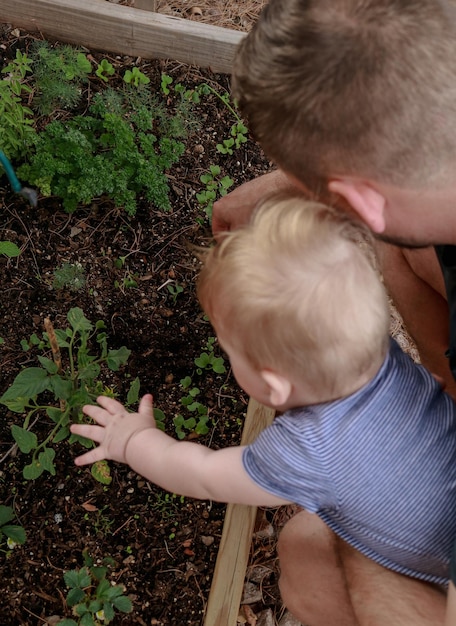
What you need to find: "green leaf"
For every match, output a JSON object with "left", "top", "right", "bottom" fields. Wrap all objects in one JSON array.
[
  {"left": 91, "top": 460, "right": 112, "bottom": 485},
  {"left": 47, "top": 406, "right": 64, "bottom": 423},
  {"left": 67, "top": 307, "right": 93, "bottom": 333},
  {"left": 90, "top": 566, "right": 107, "bottom": 582},
  {"left": 23, "top": 460, "right": 44, "bottom": 480},
  {"left": 103, "top": 601, "right": 115, "bottom": 620},
  {"left": 0, "top": 241, "right": 21, "bottom": 257},
  {"left": 39, "top": 448, "right": 56, "bottom": 475},
  {"left": 65, "top": 584, "right": 85, "bottom": 604},
  {"left": 37, "top": 355, "right": 59, "bottom": 374},
  {"left": 11, "top": 425, "right": 38, "bottom": 453},
  {"left": 0, "top": 367, "right": 51, "bottom": 402},
  {"left": 53, "top": 425, "right": 70, "bottom": 444},
  {"left": 106, "top": 346, "right": 131, "bottom": 371},
  {"left": 113, "top": 595, "right": 133, "bottom": 613},
  {"left": 80, "top": 613, "right": 96, "bottom": 626},
  {"left": 0, "top": 505, "right": 14, "bottom": 526},
  {"left": 1, "top": 397, "right": 29, "bottom": 412},
  {"left": 126, "top": 377, "right": 140, "bottom": 405},
  {"left": 3, "top": 524, "right": 26, "bottom": 544},
  {"left": 77, "top": 363, "right": 101, "bottom": 381},
  {"left": 96, "top": 577, "right": 111, "bottom": 598}
]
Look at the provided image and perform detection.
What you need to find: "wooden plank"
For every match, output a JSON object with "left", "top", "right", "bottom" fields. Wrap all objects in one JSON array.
[
  {"left": 204, "top": 399, "right": 276, "bottom": 626},
  {"left": 133, "top": 0, "right": 157, "bottom": 11},
  {"left": 0, "top": 0, "right": 245, "bottom": 74}
]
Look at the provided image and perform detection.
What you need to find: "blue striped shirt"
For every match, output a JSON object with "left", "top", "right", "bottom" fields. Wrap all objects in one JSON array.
[{"left": 243, "top": 338, "right": 456, "bottom": 585}]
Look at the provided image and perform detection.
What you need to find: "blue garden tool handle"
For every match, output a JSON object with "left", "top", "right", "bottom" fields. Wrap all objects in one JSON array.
[
  {"left": 0, "top": 150, "right": 22, "bottom": 193},
  {"left": 0, "top": 149, "right": 37, "bottom": 206}
]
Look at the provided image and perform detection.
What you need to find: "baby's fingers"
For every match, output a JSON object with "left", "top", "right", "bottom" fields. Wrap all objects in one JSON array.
[
  {"left": 73, "top": 445, "right": 107, "bottom": 467},
  {"left": 70, "top": 423, "right": 104, "bottom": 443}
]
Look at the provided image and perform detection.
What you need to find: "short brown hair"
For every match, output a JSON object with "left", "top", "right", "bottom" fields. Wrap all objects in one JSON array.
[
  {"left": 232, "top": 0, "right": 456, "bottom": 188},
  {"left": 198, "top": 194, "right": 390, "bottom": 399}
]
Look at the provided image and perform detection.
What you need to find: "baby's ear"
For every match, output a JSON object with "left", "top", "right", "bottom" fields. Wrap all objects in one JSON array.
[{"left": 261, "top": 370, "right": 292, "bottom": 407}]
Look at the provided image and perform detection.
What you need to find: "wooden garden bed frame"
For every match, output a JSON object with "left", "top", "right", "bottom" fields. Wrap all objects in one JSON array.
[{"left": 0, "top": 2, "right": 276, "bottom": 624}]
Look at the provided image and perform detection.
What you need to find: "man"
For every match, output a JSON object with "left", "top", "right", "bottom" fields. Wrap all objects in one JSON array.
[{"left": 212, "top": 0, "right": 456, "bottom": 623}]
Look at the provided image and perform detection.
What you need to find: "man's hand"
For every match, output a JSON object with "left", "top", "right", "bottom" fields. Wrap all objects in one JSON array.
[{"left": 70, "top": 394, "right": 155, "bottom": 466}]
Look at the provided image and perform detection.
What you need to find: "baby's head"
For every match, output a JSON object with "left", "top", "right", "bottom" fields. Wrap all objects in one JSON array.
[{"left": 198, "top": 194, "right": 390, "bottom": 403}]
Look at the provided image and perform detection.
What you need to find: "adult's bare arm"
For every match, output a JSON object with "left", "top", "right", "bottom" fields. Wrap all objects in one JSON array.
[{"left": 211, "top": 169, "right": 300, "bottom": 238}]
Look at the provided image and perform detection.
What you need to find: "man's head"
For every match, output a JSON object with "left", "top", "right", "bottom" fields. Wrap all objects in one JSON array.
[
  {"left": 232, "top": 0, "right": 456, "bottom": 245},
  {"left": 198, "top": 194, "right": 390, "bottom": 405}
]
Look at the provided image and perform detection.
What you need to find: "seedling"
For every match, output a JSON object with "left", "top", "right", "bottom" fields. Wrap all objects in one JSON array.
[
  {"left": 0, "top": 308, "right": 134, "bottom": 482},
  {"left": 196, "top": 164, "right": 234, "bottom": 219},
  {"left": 161, "top": 73, "right": 173, "bottom": 95},
  {"left": 95, "top": 59, "right": 115, "bottom": 83},
  {"left": 0, "top": 505, "right": 26, "bottom": 551},
  {"left": 53, "top": 262, "right": 86, "bottom": 292},
  {"left": 195, "top": 337, "right": 226, "bottom": 375},
  {"left": 167, "top": 282, "right": 184, "bottom": 303},
  {"left": 123, "top": 67, "right": 150, "bottom": 87},
  {"left": 59, "top": 551, "right": 132, "bottom": 625},
  {"left": 173, "top": 376, "right": 210, "bottom": 439}
]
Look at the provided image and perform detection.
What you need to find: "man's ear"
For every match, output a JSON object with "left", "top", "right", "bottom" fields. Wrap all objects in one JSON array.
[
  {"left": 261, "top": 370, "right": 292, "bottom": 407},
  {"left": 328, "top": 179, "right": 386, "bottom": 233}
]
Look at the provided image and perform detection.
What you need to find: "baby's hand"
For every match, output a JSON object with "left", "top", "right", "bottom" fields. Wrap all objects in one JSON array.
[{"left": 70, "top": 394, "right": 155, "bottom": 466}]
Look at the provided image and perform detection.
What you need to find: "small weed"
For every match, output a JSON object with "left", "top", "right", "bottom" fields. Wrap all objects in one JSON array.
[
  {"left": 95, "top": 59, "right": 115, "bottom": 83},
  {"left": 59, "top": 551, "right": 132, "bottom": 625},
  {"left": 166, "top": 282, "right": 184, "bottom": 303},
  {"left": 196, "top": 164, "right": 234, "bottom": 220},
  {"left": 173, "top": 376, "right": 210, "bottom": 439},
  {"left": 53, "top": 262, "right": 86, "bottom": 292},
  {"left": 123, "top": 66, "right": 150, "bottom": 87},
  {"left": 195, "top": 337, "right": 226, "bottom": 375},
  {"left": 0, "top": 505, "right": 26, "bottom": 551},
  {"left": 152, "top": 492, "right": 185, "bottom": 519}
]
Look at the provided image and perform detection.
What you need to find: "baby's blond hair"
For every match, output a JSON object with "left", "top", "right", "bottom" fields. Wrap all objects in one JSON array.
[{"left": 198, "top": 194, "right": 390, "bottom": 399}]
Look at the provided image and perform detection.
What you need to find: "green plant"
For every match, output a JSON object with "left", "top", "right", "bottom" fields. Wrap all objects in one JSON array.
[
  {"left": 59, "top": 551, "right": 132, "bottom": 625},
  {"left": 0, "top": 505, "right": 26, "bottom": 551},
  {"left": 173, "top": 376, "right": 210, "bottom": 439},
  {"left": 195, "top": 337, "right": 226, "bottom": 375},
  {"left": 0, "top": 308, "right": 135, "bottom": 481},
  {"left": 151, "top": 492, "right": 185, "bottom": 519},
  {"left": 31, "top": 41, "right": 92, "bottom": 115},
  {"left": 18, "top": 89, "right": 186, "bottom": 214},
  {"left": 196, "top": 164, "right": 234, "bottom": 219},
  {"left": 0, "top": 49, "right": 36, "bottom": 161},
  {"left": 123, "top": 66, "right": 150, "bottom": 87},
  {"left": 161, "top": 73, "right": 173, "bottom": 95},
  {"left": 95, "top": 59, "right": 115, "bottom": 83},
  {"left": 53, "top": 262, "right": 86, "bottom": 291},
  {"left": 166, "top": 282, "right": 184, "bottom": 303},
  {"left": 0, "top": 241, "right": 21, "bottom": 257}
]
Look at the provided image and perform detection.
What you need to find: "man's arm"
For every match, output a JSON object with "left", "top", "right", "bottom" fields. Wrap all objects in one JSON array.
[{"left": 211, "top": 169, "right": 301, "bottom": 238}]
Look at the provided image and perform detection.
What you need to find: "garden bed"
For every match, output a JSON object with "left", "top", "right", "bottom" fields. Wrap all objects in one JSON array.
[{"left": 0, "top": 22, "right": 281, "bottom": 626}]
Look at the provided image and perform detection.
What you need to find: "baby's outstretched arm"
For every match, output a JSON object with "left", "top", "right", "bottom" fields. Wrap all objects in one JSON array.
[{"left": 71, "top": 395, "right": 289, "bottom": 507}]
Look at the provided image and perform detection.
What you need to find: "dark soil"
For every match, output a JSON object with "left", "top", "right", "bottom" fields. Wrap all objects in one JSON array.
[{"left": 0, "top": 25, "right": 282, "bottom": 626}]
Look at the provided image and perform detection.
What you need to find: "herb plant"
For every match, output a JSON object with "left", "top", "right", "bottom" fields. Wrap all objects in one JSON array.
[
  {"left": 0, "top": 308, "right": 134, "bottom": 482},
  {"left": 0, "top": 49, "right": 35, "bottom": 161},
  {"left": 18, "top": 89, "right": 186, "bottom": 214},
  {"left": 59, "top": 551, "right": 132, "bottom": 625},
  {"left": 30, "top": 41, "right": 92, "bottom": 115}
]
